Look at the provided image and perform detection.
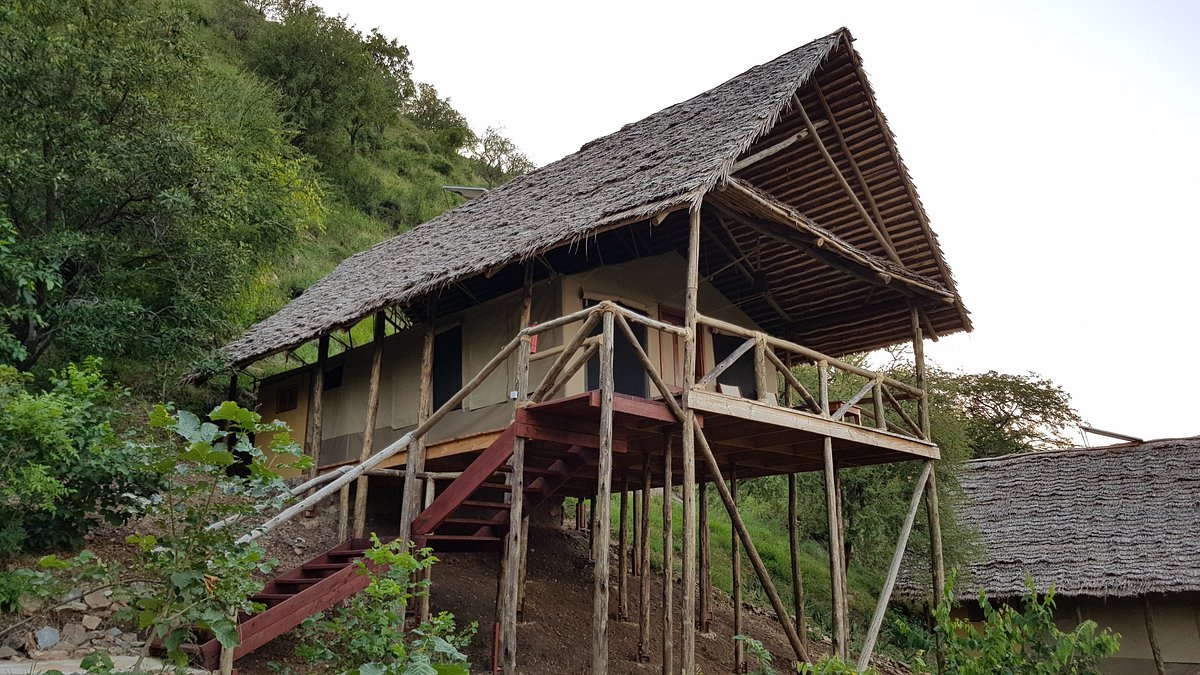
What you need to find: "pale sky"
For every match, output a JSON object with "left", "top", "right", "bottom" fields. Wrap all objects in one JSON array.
[{"left": 322, "top": 0, "right": 1200, "bottom": 443}]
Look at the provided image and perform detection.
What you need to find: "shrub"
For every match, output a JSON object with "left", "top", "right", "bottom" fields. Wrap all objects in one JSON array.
[
  {"left": 299, "top": 536, "right": 476, "bottom": 674},
  {"left": 0, "top": 358, "right": 160, "bottom": 557},
  {"left": 904, "top": 576, "right": 1120, "bottom": 674}
]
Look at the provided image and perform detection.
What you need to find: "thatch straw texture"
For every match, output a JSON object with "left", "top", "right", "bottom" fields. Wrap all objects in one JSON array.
[
  {"left": 220, "top": 33, "right": 844, "bottom": 366},
  {"left": 947, "top": 438, "right": 1200, "bottom": 599}
]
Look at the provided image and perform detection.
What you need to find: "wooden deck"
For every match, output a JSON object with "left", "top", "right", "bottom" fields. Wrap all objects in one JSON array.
[{"left": 413, "top": 389, "right": 936, "bottom": 494}]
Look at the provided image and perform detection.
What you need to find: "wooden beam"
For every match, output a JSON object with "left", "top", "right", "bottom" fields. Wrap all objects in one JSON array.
[
  {"left": 592, "top": 310, "right": 616, "bottom": 675},
  {"left": 352, "top": 313, "right": 386, "bottom": 538},
  {"left": 857, "top": 461, "right": 932, "bottom": 671},
  {"left": 730, "top": 118, "right": 829, "bottom": 172},
  {"left": 687, "top": 390, "right": 938, "bottom": 460},
  {"left": 399, "top": 320, "right": 435, "bottom": 547}
]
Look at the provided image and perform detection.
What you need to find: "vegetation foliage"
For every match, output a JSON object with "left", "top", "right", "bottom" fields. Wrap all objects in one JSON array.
[{"left": 297, "top": 536, "right": 476, "bottom": 674}]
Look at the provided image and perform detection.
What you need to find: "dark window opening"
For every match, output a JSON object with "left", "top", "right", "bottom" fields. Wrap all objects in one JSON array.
[
  {"left": 275, "top": 384, "right": 299, "bottom": 413},
  {"left": 711, "top": 333, "right": 756, "bottom": 399},
  {"left": 323, "top": 364, "right": 343, "bottom": 391},
  {"left": 585, "top": 301, "right": 649, "bottom": 398},
  {"left": 433, "top": 325, "right": 463, "bottom": 411}
]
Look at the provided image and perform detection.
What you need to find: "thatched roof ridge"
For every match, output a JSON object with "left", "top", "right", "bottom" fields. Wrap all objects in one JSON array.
[
  {"left": 221, "top": 31, "right": 845, "bottom": 366},
  {"left": 947, "top": 437, "right": 1200, "bottom": 599}
]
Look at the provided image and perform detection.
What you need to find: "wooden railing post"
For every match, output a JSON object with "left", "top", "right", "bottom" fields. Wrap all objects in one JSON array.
[
  {"left": 499, "top": 332, "right": 531, "bottom": 674},
  {"left": 592, "top": 310, "right": 617, "bottom": 674},
  {"left": 872, "top": 377, "right": 887, "bottom": 432},
  {"left": 680, "top": 202, "right": 701, "bottom": 673},
  {"left": 818, "top": 360, "right": 830, "bottom": 416}
]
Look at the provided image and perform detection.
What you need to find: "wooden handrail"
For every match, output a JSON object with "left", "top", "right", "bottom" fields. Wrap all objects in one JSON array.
[{"left": 696, "top": 312, "right": 924, "bottom": 398}]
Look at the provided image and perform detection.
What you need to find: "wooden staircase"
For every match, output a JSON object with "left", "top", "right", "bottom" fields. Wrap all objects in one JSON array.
[{"left": 175, "top": 423, "right": 600, "bottom": 669}]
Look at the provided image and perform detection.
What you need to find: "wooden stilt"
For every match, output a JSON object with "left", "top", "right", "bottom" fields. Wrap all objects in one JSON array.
[
  {"left": 699, "top": 481, "right": 712, "bottom": 633},
  {"left": 592, "top": 310, "right": 617, "bottom": 675},
  {"left": 833, "top": 467, "right": 850, "bottom": 653},
  {"left": 787, "top": 473, "right": 808, "bottom": 653},
  {"left": 823, "top": 436, "right": 848, "bottom": 660},
  {"left": 913, "top": 304, "right": 945, "bottom": 674},
  {"left": 305, "top": 334, "right": 330, "bottom": 481},
  {"left": 588, "top": 498, "right": 595, "bottom": 560},
  {"left": 680, "top": 198, "right": 701, "bottom": 675},
  {"left": 694, "top": 426, "right": 808, "bottom": 663},
  {"left": 353, "top": 313, "right": 386, "bottom": 538},
  {"left": 618, "top": 470, "right": 630, "bottom": 620},
  {"left": 639, "top": 453, "right": 652, "bottom": 662},
  {"left": 418, "top": 477, "right": 434, "bottom": 623},
  {"left": 632, "top": 488, "right": 642, "bottom": 573},
  {"left": 400, "top": 320, "right": 434, "bottom": 545},
  {"left": 662, "top": 434, "right": 675, "bottom": 675},
  {"left": 857, "top": 462, "right": 933, "bottom": 671},
  {"left": 499, "top": 333, "right": 532, "bottom": 674},
  {"left": 732, "top": 466, "right": 744, "bottom": 672},
  {"left": 517, "top": 516, "right": 530, "bottom": 618}
]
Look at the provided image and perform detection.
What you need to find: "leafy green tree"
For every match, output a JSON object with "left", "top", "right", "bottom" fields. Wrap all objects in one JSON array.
[
  {"left": 941, "top": 370, "right": 1083, "bottom": 458},
  {"left": 244, "top": 1, "right": 415, "bottom": 155},
  {"left": 407, "top": 83, "right": 476, "bottom": 153},
  {"left": 0, "top": 0, "right": 320, "bottom": 375}
]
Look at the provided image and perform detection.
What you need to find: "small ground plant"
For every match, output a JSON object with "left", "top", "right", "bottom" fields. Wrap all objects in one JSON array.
[{"left": 298, "top": 536, "right": 476, "bottom": 675}]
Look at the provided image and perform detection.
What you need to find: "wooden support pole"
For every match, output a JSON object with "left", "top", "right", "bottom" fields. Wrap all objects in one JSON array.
[
  {"left": 337, "top": 485, "right": 350, "bottom": 541},
  {"left": 872, "top": 377, "right": 888, "bottom": 431},
  {"left": 618, "top": 469, "right": 630, "bottom": 621},
  {"left": 305, "top": 334, "right": 330, "bottom": 480},
  {"left": 1144, "top": 596, "right": 1167, "bottom": 675},
  {"left": 834, "top": 467, "right": 850, "bottom": 653},
  {"left": 517, "top": 517, "right": 530, "bottom": 618},
  {"left": 823, "top": 436, "right": 848, "bottom": 659},
  {"left": 787, "top": 473, "right": 809, "bottom": 654},
  {"left": 632, "top": 488, "right": 642, "bottom": 573},
  {"left": 576, "top": 498, "right": 585, "bottom": 530},
  {"left": 592, "top": 310, "right": 616, "bottom": 675},
  {"left": 638, "top": 453, "right": 652, "bottom": 662},
  {"left": 912, "top": 306, "right": 945, "bottom": 604},
  {"left": 662, "top": 434, "right": 675, "bottom": 675},
  {"left": 418, "top": 478, "right": 434, "bottom": 623},
  {"left": 680, "top": 201, "right": 701, "bottom": 674},
  {"left": 754, "top": 335, "right": 771, "bottom": 403},
  {"left": 698, "top": 482, "right": 712, "bottom": 634},
  {"left": 732, "top": 466, "right": 744, "bottom": 672},
  {"left": 353, "top": 313, "right": 386, "bottom": 538},
  {"left": 399, "top": 320, "right": 435, "bottom": 546},
  {"left": 857, "top": 462, "right": 933, "bottom": 672},
  {"left": 499, "top": 333, "right": 531, "bottom": 674}
]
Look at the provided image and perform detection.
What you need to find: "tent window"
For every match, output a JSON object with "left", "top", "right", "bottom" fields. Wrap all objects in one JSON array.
[
  {"left": 275, "top": 384, "right": 299, "bottom": 413},
  {"left": 433, "top": 325, "right": 463, "bottom": 411},
  {"left": 323, "top": 364, "right": 343, "bottom": 391}
]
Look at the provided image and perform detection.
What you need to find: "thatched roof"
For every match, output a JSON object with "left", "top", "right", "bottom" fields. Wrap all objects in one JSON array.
[
  {"left": 221, "top": 28, "right": 970, "bottom": 368},
  {"left": 946, "top": 438, "right": 1200, "bottom": 600}
]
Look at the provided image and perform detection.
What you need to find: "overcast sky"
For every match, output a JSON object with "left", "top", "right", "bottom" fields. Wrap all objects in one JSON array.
[{"left": 322, "top": 0, "right": 1200, "bottom": 443}]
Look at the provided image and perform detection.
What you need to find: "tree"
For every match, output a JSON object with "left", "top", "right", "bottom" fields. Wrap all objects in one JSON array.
[
  {"left": 244, "top": 1, "right": 415, "bottom": 155},
  {"left": 406, "top": 83, "right": 475, "bottom": 153},
  {"left": 941, "top": 370, "right": 1083, "bottom": 458},
  {"left": 471, "top": 127, "right": 537, "bottom": 187},
  {"left": 0, "top": 0, "right": 320, "bottom": 376}
]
